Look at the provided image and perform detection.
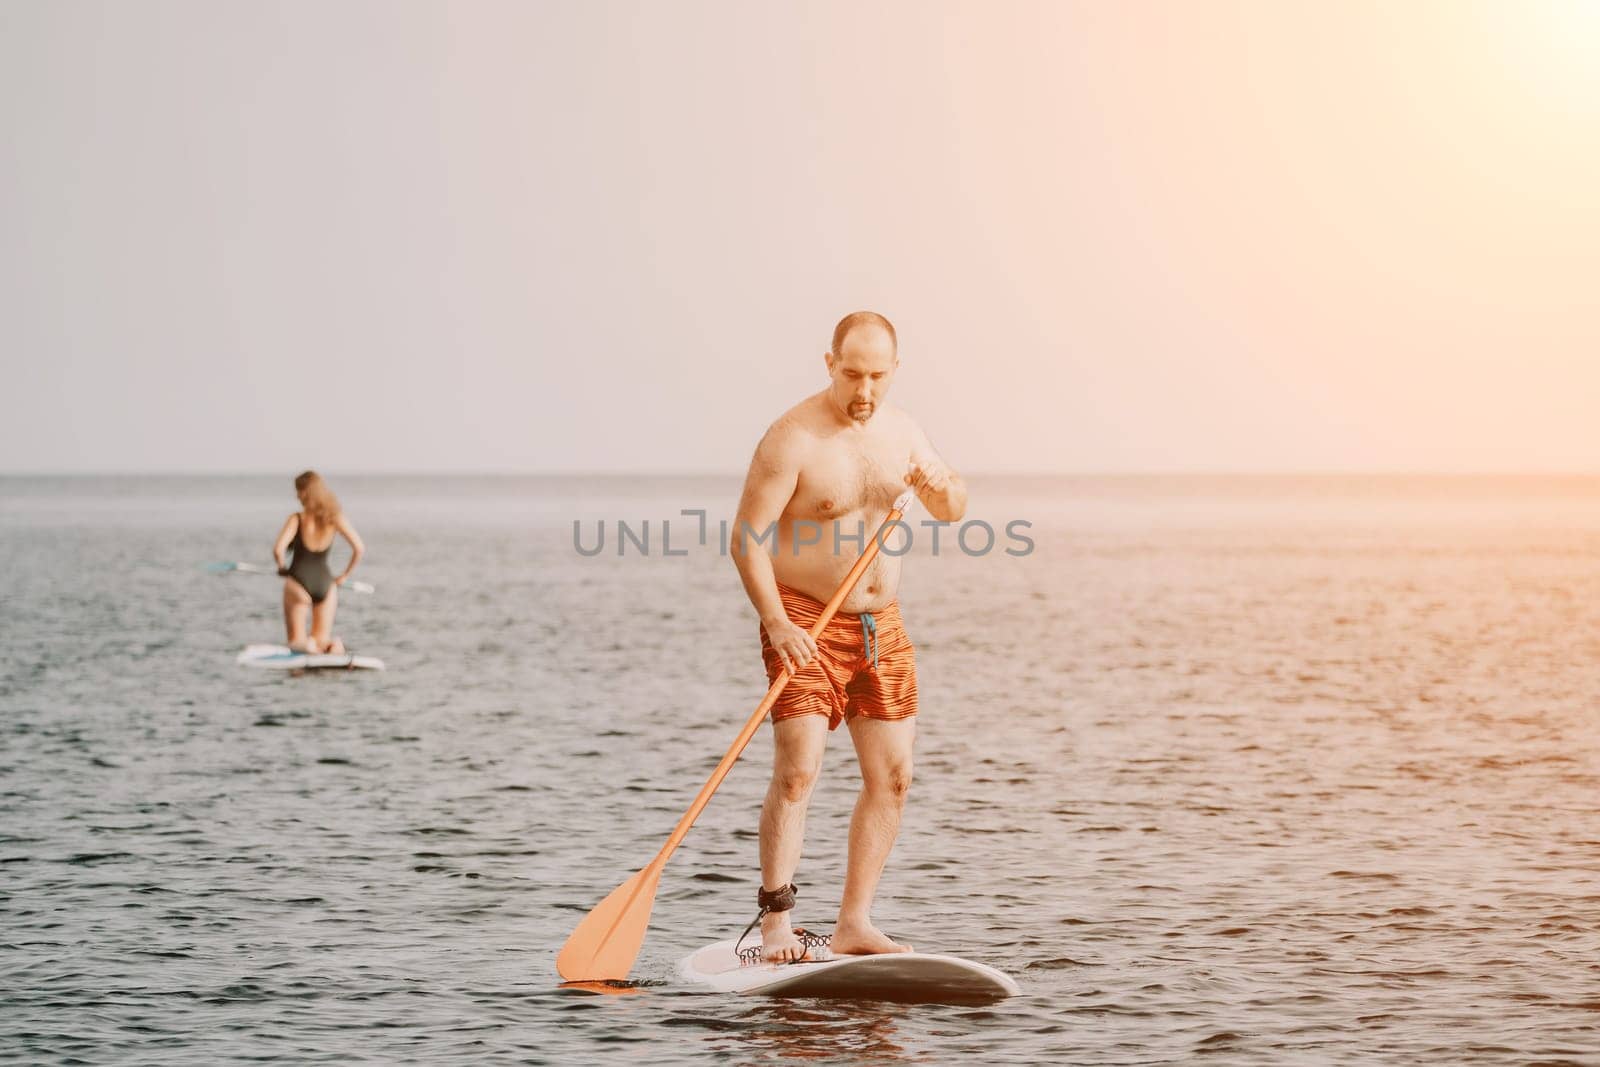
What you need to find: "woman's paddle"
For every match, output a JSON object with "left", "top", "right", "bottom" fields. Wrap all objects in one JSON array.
[{"left": 556, "top": 488, "right": 916, "bottom": 983}]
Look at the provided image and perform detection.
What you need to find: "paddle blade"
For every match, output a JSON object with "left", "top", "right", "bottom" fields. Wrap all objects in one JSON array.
[{"left": 556, "top": 864, "right": 661, "bottom": 982}]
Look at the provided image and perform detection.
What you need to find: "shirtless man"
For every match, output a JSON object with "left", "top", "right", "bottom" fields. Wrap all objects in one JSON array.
[{"left": 731, "top": 311, "right": 967, "bottom": 962}]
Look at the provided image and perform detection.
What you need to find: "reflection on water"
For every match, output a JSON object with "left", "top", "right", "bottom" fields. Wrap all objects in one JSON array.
[
  {"left": 559, "top": 980, "right": 649, "bottom": 996},
  {"left": 674, "top": 999, "right": 914, "bottom": 1062}
]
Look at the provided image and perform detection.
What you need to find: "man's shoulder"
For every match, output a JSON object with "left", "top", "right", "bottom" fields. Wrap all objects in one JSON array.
[
  {"left": 751, "top": 398, "right": 819, "bottom": 468},
  {"left": 764, "top": 394, "right": 828, "bottom": 442}
]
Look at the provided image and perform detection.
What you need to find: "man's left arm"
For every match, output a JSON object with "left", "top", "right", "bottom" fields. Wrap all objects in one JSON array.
[{"left": 906, "top": 422, "right": 967, "bottom": 522}]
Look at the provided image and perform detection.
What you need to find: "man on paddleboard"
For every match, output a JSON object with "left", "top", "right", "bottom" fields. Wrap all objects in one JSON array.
[{"left": 732, "top": 311, "right": 967, "bottom": 962}]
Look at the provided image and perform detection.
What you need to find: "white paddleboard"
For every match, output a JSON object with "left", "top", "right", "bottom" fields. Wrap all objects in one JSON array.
[
  {"left": 681, "top": 937, "right": 1020, "bottom": 1002},
  {"left": 236, "top": 644, "right": 385, "bottom": 671}
]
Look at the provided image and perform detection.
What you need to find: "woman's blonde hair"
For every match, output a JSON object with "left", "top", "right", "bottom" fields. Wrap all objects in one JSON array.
[{"left": 294, "top": 471, "right": 342, "bottom": 525}]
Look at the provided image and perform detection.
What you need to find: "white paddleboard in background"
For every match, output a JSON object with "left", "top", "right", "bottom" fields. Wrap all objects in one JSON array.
[
  {"left": 236, "top": 644, "right": 386, "bottom": 671},
  {"left": 681, "top": 937, "right": 1020, "bottom": 1002}
]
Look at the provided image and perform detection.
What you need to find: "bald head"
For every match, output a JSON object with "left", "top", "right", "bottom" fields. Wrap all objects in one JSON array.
[
  {"left": 831, "top": 311, "right": 897, "bottom": 357},
  {"left": 823, "top": 311, "right": 899, "bottom": 424}
]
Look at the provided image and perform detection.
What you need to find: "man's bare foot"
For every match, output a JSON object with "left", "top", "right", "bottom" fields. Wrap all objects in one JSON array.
[
  {"left": 760, "top": 910, "right": 806, "bottom": 963},
  {"left": 831, "top": 918, "right": 912, "bottom": 956}
]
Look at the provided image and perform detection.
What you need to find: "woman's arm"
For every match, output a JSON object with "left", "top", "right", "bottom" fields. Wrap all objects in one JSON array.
[
  {"left": 272, "top": 513, "right": 300, "bottom": 571},
  {"left": 334, "top": 514, "right": 366, "bottom": 583}
]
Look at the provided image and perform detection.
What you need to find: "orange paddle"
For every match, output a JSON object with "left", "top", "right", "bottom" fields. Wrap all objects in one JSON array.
[{"left": 555, "top": 488, "right": 917, "bottom": 982}]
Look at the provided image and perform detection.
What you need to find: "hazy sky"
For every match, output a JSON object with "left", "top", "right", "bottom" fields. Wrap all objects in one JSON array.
[{"left": 2, "top": 1, "right": 1596, "bottom": 474}]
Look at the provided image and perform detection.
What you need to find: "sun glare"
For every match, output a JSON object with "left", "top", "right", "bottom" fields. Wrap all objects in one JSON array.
[{"left": 1489, "top": 0, "right": 1600, "bottom": 114}]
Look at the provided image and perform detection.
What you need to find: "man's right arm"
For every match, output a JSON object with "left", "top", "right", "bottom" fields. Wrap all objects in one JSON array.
[{"left": 732, "top": 424, "right": 815, "bottom": 673}]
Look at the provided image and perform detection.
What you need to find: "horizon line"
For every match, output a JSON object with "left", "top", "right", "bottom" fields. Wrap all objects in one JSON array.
[{"left": 4, "top": 469, "right": 1600, "bottom": 479}]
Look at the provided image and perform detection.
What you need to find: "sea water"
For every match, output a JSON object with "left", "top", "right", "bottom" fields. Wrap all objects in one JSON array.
[{"left": 2, "top": 474, "right": 1598, "bottom": 1065}]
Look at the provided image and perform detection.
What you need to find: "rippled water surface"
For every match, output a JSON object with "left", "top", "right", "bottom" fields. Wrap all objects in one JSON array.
[{"left": 3, "top": 475, "right": 1599, "bottom": 1065}]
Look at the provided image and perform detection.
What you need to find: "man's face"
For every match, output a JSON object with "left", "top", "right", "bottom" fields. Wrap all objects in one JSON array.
[{"left": 825, "top": 326, "right": 898, "bottom": 423}]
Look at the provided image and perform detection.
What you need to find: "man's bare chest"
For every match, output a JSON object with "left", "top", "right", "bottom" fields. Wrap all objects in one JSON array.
[{"left": 789, "top": 438, "right": 909, "bottom": 522}]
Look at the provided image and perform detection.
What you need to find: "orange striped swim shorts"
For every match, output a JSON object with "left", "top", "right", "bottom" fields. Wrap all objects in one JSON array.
[{"left": 760, "top": 582, "right": 918, "bottom": 731}]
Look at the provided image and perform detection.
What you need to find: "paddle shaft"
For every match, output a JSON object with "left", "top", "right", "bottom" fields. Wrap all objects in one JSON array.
[
  {"left": 644, "top": 489, "right": 914, "bottom": 877},
  {"left": 213, "top": 561, "right": 374, "bottom": 595}
]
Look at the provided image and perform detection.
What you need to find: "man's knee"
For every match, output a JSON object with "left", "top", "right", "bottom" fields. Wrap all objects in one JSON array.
[
  {"left": 773, "top": 763, "right": 820, "bottom": 803},
  {"left": 866, "top": 762, "right": 913, "bottom": 800}
]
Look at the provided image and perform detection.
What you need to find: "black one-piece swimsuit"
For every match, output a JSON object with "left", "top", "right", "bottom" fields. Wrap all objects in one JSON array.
[{"left": 286, "top": 528, "right": 335, "bottom": 603}]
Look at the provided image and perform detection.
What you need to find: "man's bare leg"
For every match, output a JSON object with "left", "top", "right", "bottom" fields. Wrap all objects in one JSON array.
[
  {"left": 758, "top": 713, "right": 828, "bottom": 962},
  {"left": 833, "top": 715, "right": 915, "bottom": 955}
]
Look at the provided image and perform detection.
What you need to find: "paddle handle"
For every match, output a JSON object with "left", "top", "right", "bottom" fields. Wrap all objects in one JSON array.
[{"left": 647, "top": 489, "right": 915, "bottom": 872}]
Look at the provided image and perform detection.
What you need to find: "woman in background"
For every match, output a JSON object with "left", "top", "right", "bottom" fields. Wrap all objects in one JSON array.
[{"left": 272, "top": 471, "right": 365, "bottom": 654}]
